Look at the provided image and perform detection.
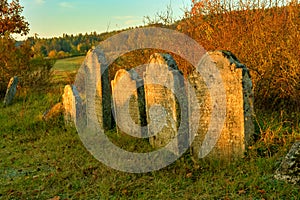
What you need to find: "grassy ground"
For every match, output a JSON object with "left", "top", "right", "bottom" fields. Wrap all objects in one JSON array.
[{"left": 0, "top": 57, "right": 299, "bottom": 199}]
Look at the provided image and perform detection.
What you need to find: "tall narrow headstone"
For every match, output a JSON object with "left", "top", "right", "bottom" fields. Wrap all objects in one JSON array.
[
  {"left": 144, "top": 53, "right": 188, "bottom": 155},
  {"left": 3, "top": 76, "right": 18, "bottom": 107},
  {"left": 83, "top": 49, "right": 112, "bottom": 131},
  {"left": 111, "top": 69, "right": 147, "bottom": 137},
  {"left": 189, "top": 50, "right": 254, "bottom": 161}
]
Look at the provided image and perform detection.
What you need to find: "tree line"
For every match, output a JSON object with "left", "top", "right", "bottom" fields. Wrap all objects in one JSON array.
[{"left": 27, "top": 31, "right": 122, "bottom": 58}]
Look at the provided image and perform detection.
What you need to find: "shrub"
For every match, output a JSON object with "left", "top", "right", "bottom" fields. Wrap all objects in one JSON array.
[
  {"left": 0, "top": 0, "right": 54, "bottom": 96},
  {"left": 177, "top": 0, "right": 300, "bottom": 113},
  {"left": 24, "top": 57, "right": 55, "bottom": 92},
  {"left": 0, "top": 37, "right": 55, "bottom": 96}
]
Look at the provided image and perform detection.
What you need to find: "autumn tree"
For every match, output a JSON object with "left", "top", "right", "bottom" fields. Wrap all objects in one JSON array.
[
  {"left": 0, "top": 0, "right": 53, "bottom": 95},
  {"left": 0, "top": 0, "right": 29, "bottom": 36}
]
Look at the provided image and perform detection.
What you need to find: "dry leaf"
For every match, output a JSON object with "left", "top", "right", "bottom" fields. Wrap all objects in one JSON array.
[
  {"left": 186, "top": 173, "right": 192, "bottom": 178},
  {"left": 49, "top": 196, "right": 60, "bottom": 200}
]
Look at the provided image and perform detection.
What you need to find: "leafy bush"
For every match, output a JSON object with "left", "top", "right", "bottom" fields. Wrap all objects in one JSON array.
[
  {"left": 0, "top": 36, "right": 30, "bottom": 96},
  {"left": 0, "top": 37, "right": 55, "bottom": 96},
  {"left": 0, "top": 0, "right": 55, "bottom": 96},
  {"left": 25, "top": 57, "right": 55, "bottom": 92}
]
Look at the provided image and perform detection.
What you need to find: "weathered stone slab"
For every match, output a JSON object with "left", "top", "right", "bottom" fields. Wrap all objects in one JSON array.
[
  {"left": 274, "top": 141, "right": 300, "bottom": 184},
  {"left": 3, "top": 76, "right": 18, "bottom": 107},
  {"left": 83, "top": 49, "right": 112, "bottom": 131},
  {"left": 111, "top": 69, "right": 147, "bottom": 137},
  {"left": 62, "top": 84, "right": 83, "bottom": 126},
  {"left": 144, "top": 53, "right": 188, "bottom": 155},
  {"left": 188, "top": 50, "right": 254, "bottom": 161}
]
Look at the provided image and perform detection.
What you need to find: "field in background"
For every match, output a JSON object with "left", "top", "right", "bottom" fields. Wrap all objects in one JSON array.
[
  {"left": 51, "top": 56, "right": 85, "bottom": 85},
  {"left": 52, "top": 56, "right": 85, "bottom": 72}
]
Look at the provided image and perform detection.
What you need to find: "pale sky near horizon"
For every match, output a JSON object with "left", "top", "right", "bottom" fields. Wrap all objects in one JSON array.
[{"left": 17, "top": 0, "right": 191, "bottom": 39}]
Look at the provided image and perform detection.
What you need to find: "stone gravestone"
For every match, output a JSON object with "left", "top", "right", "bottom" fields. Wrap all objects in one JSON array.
[
  {"left": 188, "top": 50, "right": 254, "bottom": 161},
  {"left": 62, "top": 84, "right": 83, "bottom": 126},
  {"left": 3, "top": 76, "right": 18, "bottom": 107},
  {"left": 274, "top": 141, "right": 300, "bottom": 184},
  {"left": 144, "top": 53, "right": 188, "bottom": 155},
  {"left": 83, "top": 48, "right": 112, "bottom": 131},
  {"left": 111, "top": 69, "right": 147, "bottom": 137}
]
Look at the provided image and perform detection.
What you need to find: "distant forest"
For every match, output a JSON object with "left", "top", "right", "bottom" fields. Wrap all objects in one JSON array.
[
  {"left": 22, "top": 23, "right": 168, "bottom": 59},
  {"left": 24, "top": 29, "right": 127, "bottom": 58}
]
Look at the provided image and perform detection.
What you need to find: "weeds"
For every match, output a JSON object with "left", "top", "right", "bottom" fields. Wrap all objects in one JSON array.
[{"left": 177, "top": 0, "right": 300, "bottom": 114}]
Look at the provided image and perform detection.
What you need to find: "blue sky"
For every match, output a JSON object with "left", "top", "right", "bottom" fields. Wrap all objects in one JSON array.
[{"left": 17, "top": 0, "right": 192, "bottom": 39}]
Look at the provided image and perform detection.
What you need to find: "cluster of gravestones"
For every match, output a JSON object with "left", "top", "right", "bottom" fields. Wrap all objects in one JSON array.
[
  {"left": 1, "top": 49, "right": 297, "bottom": 182},
  {"left": 64, "top": 50, "right": 256, "bottom": 161},
  {"left": 46, "top": 49, "right": 299, "bottom": 183}
]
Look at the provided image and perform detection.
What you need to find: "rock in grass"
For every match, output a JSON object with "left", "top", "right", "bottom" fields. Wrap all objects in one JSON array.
[
  {"left": 3, "top": 76, "right": 18, "bottom": 107},
  {"left": 274, "top": 141, "right": 300, "bottom": 184},
  {"left": 43, "top": 102, "right": 63, "bottom": 121}
]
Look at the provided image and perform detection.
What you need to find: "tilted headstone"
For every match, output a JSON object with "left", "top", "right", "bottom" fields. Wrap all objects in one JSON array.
[
  {"left": 3, "top": 76, "right": 18, "bottom": 107},
  {"left": 62, "top": 84, "right": 83, "bottom": 126},
  {"left": 111, "top": 69, "right": 147, "bottom": 137},
  {"left": 274, "top": 141, "right": 300, "bottom": 184},
  {"left": 188, "top": 50, "right": 254, "bottom": 161},
  {"left": 144, "top": 53, "right": 188, "bottom": 155},
  {"left": 83, "top": 49, "right": 112, "bottom": 131}
]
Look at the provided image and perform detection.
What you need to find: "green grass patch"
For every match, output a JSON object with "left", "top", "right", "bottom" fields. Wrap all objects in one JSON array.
[
  {"left": 52, "top": 56, "right": 85, "bottom": 72},
  {"left": 51, "top": 56, "right": 85, "bottom": 85}
]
